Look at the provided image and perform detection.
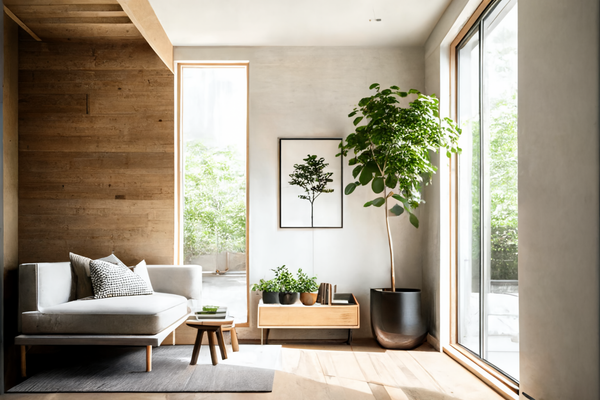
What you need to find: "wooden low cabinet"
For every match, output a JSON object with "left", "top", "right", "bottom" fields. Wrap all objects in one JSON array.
[{"left": 257, "top": 293, "right": 360, "bottom": 345}]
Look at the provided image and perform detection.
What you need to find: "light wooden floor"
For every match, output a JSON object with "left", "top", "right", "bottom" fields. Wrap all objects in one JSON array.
[{"left": 2, "top": 340, "right": 503, "bottom": 400}]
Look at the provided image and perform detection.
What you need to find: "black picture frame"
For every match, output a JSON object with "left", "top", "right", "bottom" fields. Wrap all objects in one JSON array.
[{"left": 279, "top": 138, "right": 343, "bottom": 228}]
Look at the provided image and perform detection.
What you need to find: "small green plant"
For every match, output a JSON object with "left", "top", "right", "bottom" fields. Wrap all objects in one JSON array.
[
  {"left": 251, "top": 278, "right": 279, "bottom": 293},
  {"left": 289, "top": 154, "right": 334, "bottom": 227},
  {"left": 272, "top": 265, "right": 299, "bottom": 293},
  {"left": 296, "top": 268, "right": 318, "bottom": 293}
]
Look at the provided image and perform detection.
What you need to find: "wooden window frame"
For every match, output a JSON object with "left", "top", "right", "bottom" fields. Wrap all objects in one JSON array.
[
  {"left": 447, "top": 0, "right": 519, "bottom": 398},
  {"left": 175, "top": 62, "right": 250, "bottom": 328}
]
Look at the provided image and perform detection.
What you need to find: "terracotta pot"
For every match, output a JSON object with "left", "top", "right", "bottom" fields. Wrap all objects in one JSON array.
[{"left": 300, "top": 292, "right": 317, "bottom": 306}]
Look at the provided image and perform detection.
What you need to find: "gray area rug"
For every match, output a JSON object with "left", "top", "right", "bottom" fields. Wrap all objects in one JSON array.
[{"left": 9, "top": 344, "right": 280, "bottom": 393}]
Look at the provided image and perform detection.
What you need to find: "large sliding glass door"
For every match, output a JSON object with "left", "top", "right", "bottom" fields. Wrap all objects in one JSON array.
[{"left": 456, "top": 0, "right": 518, "bottom": 381}]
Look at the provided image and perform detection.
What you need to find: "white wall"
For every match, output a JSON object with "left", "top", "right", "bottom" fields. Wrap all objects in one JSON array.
[
  {"left": 175, "top": 46, "right": 425, "bottom": 338},
  {"left": 519, "top": 0, "right": 599, "bottom": 398}
]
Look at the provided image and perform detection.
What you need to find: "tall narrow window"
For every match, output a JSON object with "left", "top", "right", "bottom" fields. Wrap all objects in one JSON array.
[
  {"left": 456, "top": 0, "right": 518, "bottom": 381},
  {"left": 180, "top": 64, "right": 249, "bottom": 324}
]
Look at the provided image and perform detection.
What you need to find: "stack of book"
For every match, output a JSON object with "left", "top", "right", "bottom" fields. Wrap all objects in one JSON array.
[{"left": 195, "top": 307, "right": 228, "bottom": 320}]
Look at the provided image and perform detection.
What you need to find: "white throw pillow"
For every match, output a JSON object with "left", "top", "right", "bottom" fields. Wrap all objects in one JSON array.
[
  {"left": 90, "top": 260, "right": 152, "bottom": 299},
  {"left": 133, "top": 260, "right": 154, "bottom": 292}
]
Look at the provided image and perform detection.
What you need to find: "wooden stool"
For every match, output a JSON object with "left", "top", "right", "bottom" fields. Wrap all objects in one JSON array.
[
  {"left": 186, "top": 319, "right": 234, "bottom": 366},
  {"left": 222, "top": 324, "right": 239, "bottom": 352}
]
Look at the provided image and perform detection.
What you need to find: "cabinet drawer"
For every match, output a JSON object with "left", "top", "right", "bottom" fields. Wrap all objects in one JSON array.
[{"left": 258, "top": 305, "right": 359, "bottom": 328}]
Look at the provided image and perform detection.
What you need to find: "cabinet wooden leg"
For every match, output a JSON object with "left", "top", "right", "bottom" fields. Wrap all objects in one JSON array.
[
  {"left": 191, "top": 330, "right": 205, "bottom": 365},
  {"left": 230, "top": 327, "right": 239, "bottom": 352},
  {"left": 208, "top": 331, "right": 218, "bottom": 365},
  {"left": 21, "top": 346, "right": 27, "bottom": 378},
  {"left": 146, "top": 345, "right": 152, "bottom": 372}
]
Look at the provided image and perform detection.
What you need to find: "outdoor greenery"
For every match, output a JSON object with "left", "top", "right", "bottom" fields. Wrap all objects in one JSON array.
[
  {"left": 339, "top": 84, "right": 461, "bottom": 290},
  {"left": 288, "top": 154, "right": 334, "bottom": 227},
  {"left": 183, "top": 141, "right": 246, "bottom": 263},
  {"left": 489, "top": 94, "right": 518, "bottom": 280}
]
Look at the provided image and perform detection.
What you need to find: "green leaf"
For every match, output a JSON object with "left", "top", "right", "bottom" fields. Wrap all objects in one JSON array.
[
  {"left": 392, "top": 194, "right": 407, "bottom": 204},
  {"left": 359, "top": 165, "right": 374, "bottom": 185},
  {"left": 369, "top": 83, "right": 380, "bottom": 90},
  {"left": 408, "top": 89, "right": 420, "bottom": 94},
  {"left": 345, "top": 182, "right": 357, "bottom": 195},
  {"left": 385, "top": 175, "right": 397, "bottom": 189},
  {"left": 389, "top": 204, "right": 404, "bottom": 216},
  {"left": 348, "top": 110, "right": 357, "bottom": 117},
  {"left": 371, "top": 177, "right": 384, "bottom": 193},
  {"left": 358, "top": 97, "right": 370, "bottom": 107},
  {"left": 371, "top": 197, "right": 385, "bottom": 207},
  {"left": 352, "top": 165, "right": 363, "bottom": 179},
  {"left": 399, "top": 92, "right": 407, "bottom": 97},
  {"left": 409, "top": 213, "right": 419, "bottom": 228},
  {"left": 348, "top": 158, "right": 357, "bottom": 166},
  {"left": 353, "top": 116, "right": 363, "bottom": 126},
  {"left": 390, "top": 85, "right": 400, "bottom": 90},
  {"left": 364, "top": 200, "right": 373, "bottom": 207},
  {"left": 381, "top": 89, "right": 392, "bottom": 95}
]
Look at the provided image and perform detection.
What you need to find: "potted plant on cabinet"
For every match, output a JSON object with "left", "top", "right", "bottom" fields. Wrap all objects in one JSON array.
[
  {"left": 273, "top": 265, "right": 300, "bottom": 305},
  {"left": 338, "top": 84, "right": 461, "bottom": 349},
  {"left": 251, "top": 278, "right": 280, "bottom": 304},
  {"left": 297, "top": 268, "right": 319, "bottom": 306}
]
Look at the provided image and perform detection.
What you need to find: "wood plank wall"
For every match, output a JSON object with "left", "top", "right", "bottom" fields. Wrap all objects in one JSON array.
[{"left": 18, "top": 32, "right": 174, "bottom": 265}]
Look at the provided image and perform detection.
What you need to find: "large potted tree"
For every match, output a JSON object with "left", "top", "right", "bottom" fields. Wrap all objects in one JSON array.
[{"left": 339, "top": 84, "right": 461, "bottom": 349}]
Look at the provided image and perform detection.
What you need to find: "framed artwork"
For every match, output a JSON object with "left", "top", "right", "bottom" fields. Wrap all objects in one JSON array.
[{"left": 279, "top": 138, "right": 343, "bottom": 228}]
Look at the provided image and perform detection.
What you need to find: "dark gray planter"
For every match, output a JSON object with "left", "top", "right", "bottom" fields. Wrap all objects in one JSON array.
[
  {"left": 279, "top": 292, "right": 300, "bottom": 305},
  {"left": 370, "top": 288, "right": 427, "bottom": 349},
  {"left": 263, "top": 292, "right": 280, "bottom": 304}
]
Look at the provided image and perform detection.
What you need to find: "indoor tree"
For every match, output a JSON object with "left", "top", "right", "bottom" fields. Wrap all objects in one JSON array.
[
  {"left": 338, "top": 84, "right": 461, "bottom": 291},
  {"left": 289, "top": 154, "right": 334, "bottom": 227}
]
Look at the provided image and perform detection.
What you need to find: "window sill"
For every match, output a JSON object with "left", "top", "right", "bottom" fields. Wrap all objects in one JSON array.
[{"left": 444, "top": 344, "right": 519, "bottom": 400}]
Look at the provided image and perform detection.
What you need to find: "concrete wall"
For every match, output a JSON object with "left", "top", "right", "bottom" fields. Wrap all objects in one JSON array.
[
  {"left": 519, "top": 0, "right": 599, "bottom": 398},
  {"left": 175, "top": 46, "right": 425, "bottom": 338}
]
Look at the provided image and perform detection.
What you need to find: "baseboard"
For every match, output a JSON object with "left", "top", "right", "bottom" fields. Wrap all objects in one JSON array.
[{"left": 427, "top": 333, "right": 441, "bottom": 351}]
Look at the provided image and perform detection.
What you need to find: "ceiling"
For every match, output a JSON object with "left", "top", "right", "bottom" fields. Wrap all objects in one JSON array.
[
  {"left": 147, "top": 0, "right": 451, "bottom": 47},
  {"left": 4, "top": 0, "right": 141, "bottom": 41}
]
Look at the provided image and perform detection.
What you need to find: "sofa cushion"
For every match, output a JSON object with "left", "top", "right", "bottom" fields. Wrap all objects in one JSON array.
[
  {"left": 21, "top": 292, "right": 188, "bottom": 335},
  {"left": 90, "top": 260, "right": 152, "bottom": 299},
  {"left": 132, "top": 260, "right": 154, "bottom": 292}
]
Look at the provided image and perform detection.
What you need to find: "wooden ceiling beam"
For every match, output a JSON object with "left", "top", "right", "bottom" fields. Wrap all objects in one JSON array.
[
  {"left": 3, "top": 5, "right": 41, "bottom": 41},
  {"left": 14, "top": 11, "right": 128, "bottom": 18},
  {"left": 117, "top": 0, "right": 173, "bottom": 73},
  {"left": 3, "top": 0, "right": 119, "bottom": 5}
]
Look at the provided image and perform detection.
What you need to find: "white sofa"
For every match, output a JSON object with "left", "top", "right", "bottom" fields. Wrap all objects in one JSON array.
[{"left": 16, "top": 262, "right": 202, "bottom": 375}]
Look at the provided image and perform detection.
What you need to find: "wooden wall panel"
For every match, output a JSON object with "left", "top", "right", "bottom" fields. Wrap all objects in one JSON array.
[{"left": 18, "top": 36, "right": 174, "bottom": 265}]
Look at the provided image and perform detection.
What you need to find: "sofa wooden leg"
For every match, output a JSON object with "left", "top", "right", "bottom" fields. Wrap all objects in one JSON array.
[
  {"left": 21, "top": 345, "right": 27, "bottom": 378},
  {"left": 146, "top": 345, "right": 152, "bottom": 372}
]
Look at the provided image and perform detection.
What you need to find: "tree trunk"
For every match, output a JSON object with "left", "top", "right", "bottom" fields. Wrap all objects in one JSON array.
[
  {"left": 310, "top": 201, "right": 314, "bottom": 228},
  {"left": 384, "top": 190, "right": 395, "bottom": 292}
]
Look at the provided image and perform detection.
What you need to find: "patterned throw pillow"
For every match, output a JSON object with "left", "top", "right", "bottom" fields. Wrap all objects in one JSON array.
[{"left": 90, "top": 260, "right": 152, "bottom": 299}]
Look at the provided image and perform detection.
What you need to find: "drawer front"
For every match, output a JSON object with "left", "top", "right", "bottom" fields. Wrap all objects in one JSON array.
[{"left": 259, "top": 306, "right": 359, "bottom": 327}]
